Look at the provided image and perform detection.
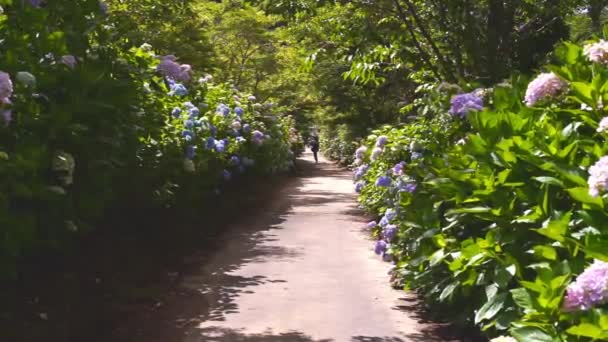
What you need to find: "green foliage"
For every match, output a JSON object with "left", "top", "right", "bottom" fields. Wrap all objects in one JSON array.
[{"left": 355, "top": 39, "right": 608, "bottom": 340}]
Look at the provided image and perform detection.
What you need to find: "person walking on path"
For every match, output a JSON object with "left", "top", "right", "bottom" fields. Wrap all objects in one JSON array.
[{"left": 309, "top": 136, "right": 320, "bottom": 163}]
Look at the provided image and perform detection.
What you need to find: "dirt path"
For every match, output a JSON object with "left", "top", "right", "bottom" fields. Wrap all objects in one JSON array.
[{"left": 116, "top": 152, "right": 458, "bottom": 342}]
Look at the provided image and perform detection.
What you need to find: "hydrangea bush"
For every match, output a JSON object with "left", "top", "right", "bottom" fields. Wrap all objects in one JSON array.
[
  {"left": 0, "top": 1, "right": 298, "bottom": 277},
  {"left": 353, "top": 39, "right": 608, "bottom": 341}
]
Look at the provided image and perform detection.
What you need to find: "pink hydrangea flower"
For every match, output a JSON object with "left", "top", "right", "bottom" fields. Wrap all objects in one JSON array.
[
  {"left": 584, "top": 40, "right": 608, "bottom": 64},
  {"left": 588, "top": 156, "right": 608, "bottom": 197},
  {"left": 597, "top": 117, "right": 608, "bottom": 133},
  {"left": 524, "top": 72, "right": 567, "bottom": 107},
  {"left": 563, "top": 260, "right": 608, "bottom": 312},
  {"left": 0, "top": 72, "right": 13, "bottom": 99}
]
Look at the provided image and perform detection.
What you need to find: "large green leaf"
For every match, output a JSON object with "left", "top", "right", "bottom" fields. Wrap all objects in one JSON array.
[{"left": 474, "top": 292, "right": 507, "bottom": 324}]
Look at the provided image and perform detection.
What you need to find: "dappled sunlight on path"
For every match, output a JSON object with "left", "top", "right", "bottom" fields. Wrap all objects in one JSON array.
[{"left": 120, "top": 152, "right": 459, "bottom": 342}]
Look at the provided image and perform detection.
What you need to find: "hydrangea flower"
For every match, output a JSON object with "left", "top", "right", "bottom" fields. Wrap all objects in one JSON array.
[
  {"left": 524, "top": 72, "right": 567, "bottom": 107},
  {"left": 371, "top": 147, "right": 383, "bottom": 161},
  {"left": 171, "top": 107, "right": 182, "bottom": 118},
  {"left": 0, "top": 72, "right": 13, "bottom": 100},
  {"left": 236, "top": 136, "right": 246, "bottom": 144},
  {"left": 252, "top": 130, "right": 264, "bottom": 145},
  {"left": 199, "top": 74, "right": 213, "bottom": 83},
  {"left": 215, "top": 139, "right": 227, "bottom": 153},
  {"left": 188, "top": 107, "right": 200, "bottom": 118},
  {"left": 354, "top": 164, "right": 369, "bottom": 181},
  {"left": 588, "top": 156, "right": 608, "bottom": 197},
  {"left": 230, "top": 155, "right": 240, "bottom": 165},
  {"left": 248, "top": 95, "right": 256, "bottom": 102},
  {"left": 374, "top": 240, "right": 388, "bottom": 256},
  {"left": 584, "top": 40, "right": 608, "bottom": 64},
  {"left": 61, "top": 55, "right": 77, "bottom": 69},
  {"left": 29, "top": 0, "right": 43, "bottom": 8},
  {"left": 383, "top": 224, "right": 398, "bottom": 241},
  {"left": 355, "top": 146, "right": 367, "bottom": 159},
  {"left": 243, "top": 124, "right": 251, "bottom": 133},
  {"left": 170, "top": 83, "right": 188, "bottom": 97},
  {"left": 375, "top": 175, "right": 392, "bottom": 187},
  {"left": 355, "top": 181, "right": 365, "bottom": 193},
  {"left": 182, "top": 130, "right": 194, "bottom": 142},
  {"left": 184, "top": 120, "right": 195, "bottom": 129},
  {"left": 597, "top": 117, "right": 608, "bottom": 133},
  {"left": 205, "top": 137, "right": 216, "bottom": 150},
  {"left": 216, "top": 104, "right": 230, "bottom": 116},
  {"left": 449, "top": 92, "right": 483, "bottom": 117},
  {"left": 231, "top": 121, "right": 242, "bottom": 131},
  {"left": 375, "top": 135, "right": 389, "bottom": 147},
  {"left": 563, "top": 260, "right": 608, "bottom": 311},
  {"left": 366, "top": 221, "right": 377, "bottom": 229},
  {"left": 411, "top": 152, "right": 423, "bottom": 160},
  {"left": 157, "top": 55, "right": 191, "bottom": 82},
  {"left": 235, "top": 107, "right": 244, "bottom": 117},
  {"left": 392, "top": 161, "right": 406, "bottom": 176}
]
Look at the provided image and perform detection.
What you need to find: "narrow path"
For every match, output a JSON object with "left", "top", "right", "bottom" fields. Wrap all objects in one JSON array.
[{"left": 120, "top": 152, "right": 456, "bottom": 342}]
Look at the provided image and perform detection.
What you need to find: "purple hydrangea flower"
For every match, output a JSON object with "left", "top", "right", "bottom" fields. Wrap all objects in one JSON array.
[
  {"left": 374, "top": 240, "right": 388, "bottom": 255},
  {"left": 392, "top": 161, "right": 406, "bottom": 176},
  {"left": 171, "top": 107, "right": 182, "bottom": 118},
  {"left": 355, "top": 146, "right": 367, "bottom": 159},
  {"left": 375, "top": 135, "right": 389, "bottom": 148},
  {"left": 248, "top": 95, "right": 256, "bottom": 102},
  {"left": 235, "top": 107, "right": 244, "bottom": 117},
  {"left": 375, "top": 175, "right": 391, "bottom": 187},
  {"left": 366, "top": 221, "right": 377, "bottom": 229},
  {"left": 371, "top": 147, "right": 383, "bottom": 161},
  {"left": 243, "top": 124, "right": 251, "bottom": 133},
  {"left": 182, "top": 130, "right": 194, "bottom": 141},
  {"left": 563, "top": 260, "right": 608, "bottom": 312},
  {"left": 188, "top": 107, "right": 200, "bottom": 118},
  {"left": 524, "top": 72, "right": 567, "bottom": 107},
  {"left": 588, "top": 156, "right": 608, "bottom": 197},
  {"left": 449, "top": 92, "right": 483, "bottom": 117},
  {"left": 205, "top": 137, "right": 216, "bottom": 150},
  {"left": 230, "top": 155, "right": 240, "bottom": 165},
  {"left": 215, "top": 139, "right": 226, "bottom": 153},
  {"left": 384, "top": 208, "right": 397, "bottom": 221},
  {"left": 379, "top": 216, "right": 389, "bottom": 227},
  {"left": 354, "top": 164, "right": 369, "bottom": 181},
  {"left": 355, "top": 182, "right": 365, "bottom": 193},
  {"left": 184, "top": 120, "right": 195, "bottom": 129},
  {"left": 383, "top": 224, "right": 398, "bottom": 241},
  {"left": 584, "top": 40, "right": 608, "bottom": 64},
  {"left": 157, "top": 56, "right": 191, "bottom": 82},
  {"left": 252, "top": 130, "right": 264, "bottom": 145}
]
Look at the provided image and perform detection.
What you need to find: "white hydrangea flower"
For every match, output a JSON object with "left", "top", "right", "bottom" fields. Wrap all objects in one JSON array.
[{"left": 597, "top": 117, "right": 608, "bottom": 133}]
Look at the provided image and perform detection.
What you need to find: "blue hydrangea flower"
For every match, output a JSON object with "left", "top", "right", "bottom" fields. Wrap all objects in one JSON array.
[
  {"left": 374, "top": 240, "right": 388, "bottom": 256},
  {"left": 366, "top": 221, "right": 377, "bottom": 229},
  {"left": 449, "top": 92, "right": 483, "bottom": 117},
  {"left": 236, "top": 136, "right": 246, "bottom": 144},
  {"left": 205, "top": 137, "right": 216, "bottom": 150},
  {"left": 230, "top": 155, "right": 240, "bottom": 165},
  {"left": 184, "top": 120, "right": 195, "bottom": 129},
  {"left": 171, "top": 107, "right": 182, "bottom": 117},
  {"left": 182, "top": 130, "right": 194, "bottom": 141},
  {"left": 243, "top": 124, "right": 251, "bottom": 133},
  {"left": 188, "top": 107, "right": 200, "bottom": 118},
  {"left": 216, "top": 104, "right": 230, "bottom": 116},
  {"left": 170, "top": 83, "right": 188, "bottom": 97},
  {"left": 215, "top": 139, "right": 226, "bottom": 153},
  {"left": 184, "top": 101, "right": 195, "bottom": 109},
  {"left": 383, "top": 224, "right": 398, "bottom": 241},
  {"left": 235, "top": 107, "right": 244, "bottom": 117},
  {"left": 404, "top": 183, "right": 417, "bottom": 193},
  {"left": 375, "top": 175, "right": 392, "bottom": 187},
  {"left": 355, "top": 182, "right": 365, "bottom": 193},
  {"left": 384, "top": 208, "right": 397, "bottom": 221},
  {"left": 354, "top": 164, "right": 369, "bottom": 181},
  {"left": 379, "top": 216, "right": 389, "bottom": 227}
]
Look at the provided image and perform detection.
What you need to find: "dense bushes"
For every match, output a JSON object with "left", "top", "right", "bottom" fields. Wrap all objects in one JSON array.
[
  {"left": 354, "top": 39, "right": 608, "bottom": 341},
  {"left": 0, "top": 1, "right": 298, "bottom": 277}
]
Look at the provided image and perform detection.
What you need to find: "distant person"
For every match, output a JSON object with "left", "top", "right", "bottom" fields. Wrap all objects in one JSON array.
[{"left": 309, "top": 136, "right": 320, "bottom": 163}]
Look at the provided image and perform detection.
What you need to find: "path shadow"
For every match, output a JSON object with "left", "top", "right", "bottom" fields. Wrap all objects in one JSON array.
[{"left": 190, "top": 327, "right": 334, "bottom": 342}]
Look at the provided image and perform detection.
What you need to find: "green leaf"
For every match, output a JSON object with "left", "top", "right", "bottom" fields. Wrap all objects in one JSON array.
[
  {"left": 510, "top": 288, "right": 536, "bottom": 313},
  {"left": 446, "top": 207, "right": 492, "bottom": 215},
  {"left": 566, "top": 323, "right": 603, "bottom": 338},
  {"left": 571, "top": 82, "right": 594, "bottom": 104},
  {"left": 533, "top": 245, "right": 557, "bottom": 260},
  {"left": 511, "top": 327, "right": 555, "bottom": 342},
  {"left": 535, "top": 212, "right": 571, "bottom": 242},
  {"left": 439, "top": 282, "right": 458, "bottom": 302},
  {"left": 566, "top": 187, "right": 604, "bottom": 209},
  {"left": 475, "top": 292, "right": 507, "bottom": 324},
  {"left": 533, "top": 177, "right": 564, "bottom": 188}
]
